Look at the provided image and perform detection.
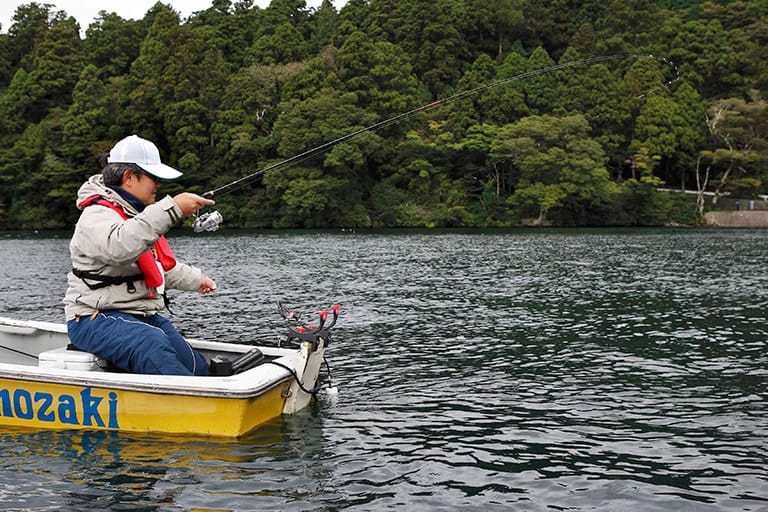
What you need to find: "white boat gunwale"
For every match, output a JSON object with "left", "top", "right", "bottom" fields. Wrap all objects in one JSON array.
[
  {"left": 0, "top": 316, "right": 324, "bottom": 399},
  {"left": 0, "top": 313, "right": 333, "bottom": 437}
]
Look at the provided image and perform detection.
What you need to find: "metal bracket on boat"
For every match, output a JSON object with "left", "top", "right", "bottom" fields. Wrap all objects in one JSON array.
[{"left": 278, "top": 302, "right": 340, "bottom": 351}]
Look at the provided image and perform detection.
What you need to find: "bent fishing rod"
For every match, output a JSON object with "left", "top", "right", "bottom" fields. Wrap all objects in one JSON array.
[{"left": 193, "top": 53, "right": 677, "bottom": 232}]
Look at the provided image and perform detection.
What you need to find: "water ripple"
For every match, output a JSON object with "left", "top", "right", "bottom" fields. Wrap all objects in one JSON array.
[{"left": 0, "top": 229, "right": 766, "bottom": 511}]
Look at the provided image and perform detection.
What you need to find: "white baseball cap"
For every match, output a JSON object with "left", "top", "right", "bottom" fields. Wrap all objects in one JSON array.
[{"left": 107, "top": 134, "right": 183, "bottom": 180}]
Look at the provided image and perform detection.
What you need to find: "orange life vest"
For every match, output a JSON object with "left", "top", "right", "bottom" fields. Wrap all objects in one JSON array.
[{"left": 78, "top": 195, "right": 177, "bottom": 297}]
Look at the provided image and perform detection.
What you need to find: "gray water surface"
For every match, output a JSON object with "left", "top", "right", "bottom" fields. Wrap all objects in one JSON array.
[{"left": 0, "top": 228, "right": 766, "bottom": 511}]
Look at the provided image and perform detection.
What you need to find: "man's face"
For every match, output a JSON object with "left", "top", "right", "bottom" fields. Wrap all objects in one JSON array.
[{"left": 122, "top": 170, "right": 160, "bottom": 205}]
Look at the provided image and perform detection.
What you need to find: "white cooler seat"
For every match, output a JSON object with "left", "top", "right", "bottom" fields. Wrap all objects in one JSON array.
[{"left": 38, "top": 346, "right": 106, "bottom": 372}]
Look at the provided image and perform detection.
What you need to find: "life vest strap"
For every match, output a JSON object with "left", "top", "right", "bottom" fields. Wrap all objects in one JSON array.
[{"left": 72, "top": 268, "right": 144, "bottom": 292}]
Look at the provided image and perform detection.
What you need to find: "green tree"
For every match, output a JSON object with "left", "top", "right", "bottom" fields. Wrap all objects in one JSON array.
[
  {"left": 0, "top": 120, "right": 79, "bottom": 229},
  {"left": 0, "top": 33, "right": 13, "bottom": 86},
  {"left": 619, "top": 56, "right": 673, "bottom": 179},
  {"left": 247, "top": 0, "right": 310, "bottom": 64},
  {"left": 0, "top": 0, "right": 764, "bottom": 229},
  {"left": 61, "top": 64, "right": 114, "bottom": 167},
  {"left": 249, "top": 22, "right": 308, "bottom": 64},
  {"left": 491, "top": 114, "right": 615, "bottom": 225},
  {"left": 266, "top": 90, "right": 382, "bottom": 227},
  {"left": 594, "top": 0, "right": 664, "bottom": 52},
  {"left": 6, "top": 2, "right": 64, "bottom": 73},
  {"left": 119, "top": 6, "right": 183, "bottom": 140},
  {"left": 0, "top": 123, "right": 47, "bottom": 229},
  {"left": 211, "top": 61, "right": 305, "bottom": 199},
  {"left": 667, "top": 17, "right": 757, "bottom": 97},
  {"left": 465, "top": 0, "right": 524, "bottom": 58},
  {"left": 84, "top": 12, "right": 144, "bottom": 79},
  {"left": 613, "top": 174, "right": 676, "bottom": 226},
  {"left": 698, "top": 97, "right": 768, "bottom": 206},
  {"left": 406, "top": 0, "right": 470, "bottom": 97},
  {"left": 670, "top": 80, "right": 708, "bottom": 190},
  {"left": 555, "top": 47, "right": 631, "bottom": 170},
  {"left": 523, "top": 47, "right": 558, "bottom": 113},
  {"left": 187, "top": 0, "right": 261, "bottom": 69},
  {"left": 447, "top": 50, "right": 529, "bottom": 134},
  {"left": 14, "top": 16, "right": 84, "bottom": 124},
  {"left": 121, "top": 5, "right": 229, "bottom": 186},
  {"left": 307, "top": 0, "right": 339, "bottom": 54},
  {"left": 631, "top": 95, "right": 679, "bottom": 172},
  {"left": 335, "top": 29, "right": 429, "bottom": 118}
]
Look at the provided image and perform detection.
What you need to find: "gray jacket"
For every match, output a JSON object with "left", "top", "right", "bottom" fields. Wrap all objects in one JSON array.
[{"left": 63, "top": 175, "right": 202, "bottom": 320}]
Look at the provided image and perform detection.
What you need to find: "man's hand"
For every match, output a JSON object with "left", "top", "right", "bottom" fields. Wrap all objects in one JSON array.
[
  {"left": 174, "top": 193, "right": 215, "bottom": 217},
  {"left": 198, "top": 273, "right": 217, "bottom": 294}
]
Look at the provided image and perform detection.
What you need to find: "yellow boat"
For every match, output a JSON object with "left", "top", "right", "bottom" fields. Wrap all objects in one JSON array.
[{"left": 0, "top": 305, "right": 337, "bottom": 438}]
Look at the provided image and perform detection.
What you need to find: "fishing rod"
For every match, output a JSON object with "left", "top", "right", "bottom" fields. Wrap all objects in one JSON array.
[{"left": 193, "top": 53, "right": 677, "bottom": 232}]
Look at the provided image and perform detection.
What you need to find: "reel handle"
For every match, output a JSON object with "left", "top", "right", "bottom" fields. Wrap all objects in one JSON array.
[{"left": 192, "top": 210, "right": 223, "bottom": 232}]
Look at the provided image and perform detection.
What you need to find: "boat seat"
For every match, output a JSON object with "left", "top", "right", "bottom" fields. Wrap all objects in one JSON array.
[{"left": 38, "top": 345, "right": 107, "bottom": 372}]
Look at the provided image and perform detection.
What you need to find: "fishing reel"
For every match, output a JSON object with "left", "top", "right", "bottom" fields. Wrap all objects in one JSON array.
[{"left": 193, "top": 210, "right": 224, "bottom": 232}]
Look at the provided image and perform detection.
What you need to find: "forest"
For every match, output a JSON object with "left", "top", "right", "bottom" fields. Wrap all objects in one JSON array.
[{"left": 0, "top": 0, "right": 766, "bottom": 229}]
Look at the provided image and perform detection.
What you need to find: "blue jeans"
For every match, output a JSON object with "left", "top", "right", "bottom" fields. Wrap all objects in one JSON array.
[{"left": 67, "top": 311, "right": 209, "bottom": 376}]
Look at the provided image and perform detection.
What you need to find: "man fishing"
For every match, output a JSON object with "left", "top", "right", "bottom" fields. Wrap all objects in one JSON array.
[{"left": 63, "top": 134, "right": 216, "bottom": 376}]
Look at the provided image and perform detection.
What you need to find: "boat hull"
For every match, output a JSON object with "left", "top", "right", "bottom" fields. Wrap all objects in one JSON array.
[
  {"left": 0, "top": 376, "right": 292, "bottom": 437},
  {"left": 0, "top": 317, "right": 328, "bottom": 437}
]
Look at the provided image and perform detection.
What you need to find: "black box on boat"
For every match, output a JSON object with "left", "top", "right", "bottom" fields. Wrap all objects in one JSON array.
[{"left": 208, "top": 347, "right": 264, "bottom": 376}]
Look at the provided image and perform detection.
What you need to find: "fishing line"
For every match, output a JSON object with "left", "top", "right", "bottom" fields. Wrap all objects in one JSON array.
[
  {"left": 193, "top": 53, "right": 678, "bottom": 231},
  {"left": 0, "top": 344, "right": 39, "bottom": 360}
]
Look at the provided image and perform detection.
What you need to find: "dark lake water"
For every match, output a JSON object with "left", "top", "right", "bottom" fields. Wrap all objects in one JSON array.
[{"left": 0, "top": 228, "right": 766, "bottom": 511}]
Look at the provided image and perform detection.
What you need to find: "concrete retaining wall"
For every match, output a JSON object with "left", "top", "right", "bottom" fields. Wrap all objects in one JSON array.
[{"left": 705, "top": 211, "right": 768, "bottom": 227}]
